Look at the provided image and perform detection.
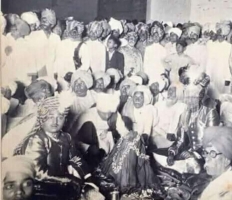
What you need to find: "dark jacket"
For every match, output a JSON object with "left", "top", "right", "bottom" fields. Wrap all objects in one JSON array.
[{"left": 105, "top": 51, "right": 124, "bottom": 75}]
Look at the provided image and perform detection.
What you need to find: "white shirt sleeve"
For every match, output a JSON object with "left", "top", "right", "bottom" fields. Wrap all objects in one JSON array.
[
  {"left": 116, "top": 112, "right": 129, "bottom": 137},
  {"left": 79, "top": 43, "right": 90, "bottom": 71}
]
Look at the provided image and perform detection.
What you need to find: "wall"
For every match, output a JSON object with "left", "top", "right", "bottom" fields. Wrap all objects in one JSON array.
[
  {"left": 146, "top": 0, "right": 191, "bottom": 24},
  {"left": 1, "top": 0, "right": 99, "bottom": 23},
  {"left": 98, "top": 0, "right": 146, "bottom": 21},
  {"left": 190, "top": 0, "right": 232, "bottom": 23}
]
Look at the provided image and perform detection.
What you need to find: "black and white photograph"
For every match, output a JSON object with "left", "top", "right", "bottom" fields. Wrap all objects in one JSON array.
[{"left": 1, "top": 0, "right": 232, "bottom": 199}]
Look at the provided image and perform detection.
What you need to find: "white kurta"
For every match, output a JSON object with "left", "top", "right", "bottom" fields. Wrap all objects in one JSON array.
[
  {"left": 185, "top": 42, "right": 207, "bottom": 72},
  {"left": 86, "top": 40, "right": 106, "bottom": 72},
  {"left": 3, "top": 34, "right": 36, "bottom": 86},
  {"left": 54, "top": 39, "right": 90, "bottom": 77},
  {"left": 206, "top": 41, "right": 231, "bottom": 98},
  {"left": 143, "top": 43, "right": 167, "bottom": 84},
  {"left": 29, "top": 30, "right": 60, "bottom": 78}
]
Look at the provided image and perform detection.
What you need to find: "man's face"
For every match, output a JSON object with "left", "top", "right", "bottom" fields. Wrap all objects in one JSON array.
[
  {"left": 40, "top": 17, "right": 52, "bottom": 30},
  {"left": 150, "top": 82, "right": 159, "bottom": 96},
  {"left": 170, "top": 32, "right": 178, "bottom": 43},
  {"left": 112, "top": 30, "right": 120, "bottom": 38},
  {"left": 203, "top": 31, "right": 210, "bottom": 40},
  {"left": 10, "top": 26, "right": 21, "bottom": 39},
  {"left": 3, "top": 172, "right": 34, "bottom": 200},
  {"left": 139, "top": 30, "right": 147, "bottom": 42},
  {"left": 69, "top": 26, "right": 83, "bottom": 38},
  {"left": 94, "top": 78, "right": 104, "bottom": 93},
  {"left": 189, "top": 33, "right": 199, "bottom": 43},
  {"left": 128, "top": 35, "right": 137, "bottom": 47},
  {"left": 107, "top": 39, "right": 117, "bottom": 50},
  {"left": 73, "top": 78, "right": 88, "bottom": 97},
  {"left": 163, "top": 33, "right": 170, "bottom": 43},
  {"left": 133, "top": 91, "right": 144, "bottom": 109},
  {"left": 120, "top": 85, "right": 130, "bottom": 97},
  {"left": 176, "top": 43, "right": 185, "bottom": 54},
  {"left": 89, "top": 26, "right": 103, "bottom": 40},
  {"left": 204, "top": 145, "right": 230, "bottom": 178},
  {"left": 42, "top": 110, "right": 66, "bottom": 133}
]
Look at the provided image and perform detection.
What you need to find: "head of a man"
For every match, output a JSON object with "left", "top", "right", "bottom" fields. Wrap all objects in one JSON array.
[
  {"left": 73, "top": 78, "right": 88, "bottom": 97},
  {"left": 150, "top": 23, "right": 165, "bottom": 43},
  {"left": 203, "top": 127, "right": 232, "bottom": 178},
  {"left": 107, "top": 36, "right": 120, "bottom": 50},
  {"left": 88, "top": 21, "right": 103, "bottom": 40},
  {"left": 2, "top": 156, "right": 35, "bottom": 200},
  {"left": 176, "top": 40, "right": 187, "bottom": 55}
]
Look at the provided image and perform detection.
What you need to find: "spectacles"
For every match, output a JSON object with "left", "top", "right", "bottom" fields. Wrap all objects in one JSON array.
[{"left": 202, "top": 150, "right": 222, "bottom": 158}]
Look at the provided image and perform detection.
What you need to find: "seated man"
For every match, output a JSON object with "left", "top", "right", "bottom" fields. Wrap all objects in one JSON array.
[
  {"left": 14, "top": 96, "right": 104, "bottom": 199},
  {"left": 75, "top": 93, "right": 128, "bottom": 169},
  {"left": 200, "top": 126, "right": 232, "bottom": 200},
  {"left": 2, "top": 156, "right": 36, "bottom": 200}
]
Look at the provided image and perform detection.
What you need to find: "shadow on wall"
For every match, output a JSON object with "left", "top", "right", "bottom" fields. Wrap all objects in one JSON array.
[{"left": 1, "top": 0, "right": 99, "bottom": 23}]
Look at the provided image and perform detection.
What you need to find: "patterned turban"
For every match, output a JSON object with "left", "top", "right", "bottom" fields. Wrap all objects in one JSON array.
[
  {"left": 132, "top": 85, "right": 153, "bottom": 106},
  {"left": 216, "top": 20, "right": 231, "bottom": 36},
  {"left": 66, "top": 19, "right": 84, "bottom": 33},
  {"left": 106, "top": 68, "right": 122, "bottom": 84},
  {"left": 88, "top": 21, "right": 103, "bottom": 33},
  {"left": 120, "top": 78, "right": 137, "bottom": 96},
  {"left": 203, "top": 126, "right": 232, "bottom": 160},
  {"left": 2, "top": 156, "right": 35, "bottom": 181},
  {"left": 187, "top": 25, "right": 201, "bottom": 36},
  {"left": 135, "top": 22, "right": 149, "bottom": 33},
  {"left": 41, "top": 9, "right": 56, "bottom": 27},
  {"left": 125, "top": 31, "right": 138, "bottom": 41},
  {"left": 93, "top": 71, "right": 111, "bottom": 88},
  {"left": 21, "top": 12, "right": 40, "bottom": 28},
  {"left": 71, "top": 70, "right": 93, "bottom": 89}
]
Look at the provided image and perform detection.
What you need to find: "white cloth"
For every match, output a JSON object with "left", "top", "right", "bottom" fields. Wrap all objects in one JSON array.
[
  {"left": 54, "top": 39, "right": 90, "bottom": 77},
  {"left": 185, "top": 42, "right": 207, "bottom": 72},
  {"left": 206, "top": 41, "right": 231, "bottom": 98},
  {"left": 3, "top": 34, "right": 37, "bottom": 86},
  {"left": 143, "top": 43, "right": 167, "bottom": 84},
  {"left": 28, "top": 30, "right": 60, "bottom": 78},
  {"left": 133, "top": 105, "right": 158, "bottom": 135},
  {"left": 86, "top": 40, "right": 106, "bottom": 72},
  {"left": 200, "top": 169, "right": 232, "bottom": 200}
]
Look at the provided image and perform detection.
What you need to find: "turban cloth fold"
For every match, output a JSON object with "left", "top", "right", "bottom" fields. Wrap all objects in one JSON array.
[
  {"left": 168, "top": 27, "right": 182, "bottom": 38},
  {"left": 125, "top": 31, "right": 138, "bottom": 41},
  {"left": 93, "top": 71, "right": 111, "bottom": 88},
  {"left": 41, "top": 9, "right": 56, "bottom": 27},
  {"left": 132, "top": 85, "right": 153, "bottom": 106},
  {"left": 88, "top": 21, "right": 102, "bottom": 33},
  {"left": 109, "top": 17, "right": 123, "bottom": 34},
  {"left": 15, "top": 18, "right": 30, "bottom": 36},
  {"left": 25, "top": 79, "right": 54, "bottom": 99},
  {"left": 96, "top": 93, "right": 120, "bottom": 113},
  {"left": 129, "top": 76, "right": 143, "bottom": 85},
  {"left": 203, "top": 126, "right": 232, "bottom": 161},
  {"left": 2, "top": 156, "right": 35, "bottom": 181},
  {"left": 106, "top": 68, "right": 122, "bottom": 84},
  {"left": 216, "top": 20, "right": 231, "bottom": 36},
  {"left": 71, "top": 70, "right": 93, "bottom": 89},
  {"left": 66, "top": 19, "right": 84, "bottom": 33},
  {"left": 187, "top": 25, "right": 201, "bottom": 36},
  {"left": 37, "top": 96, "right": 70, "bottom": 125},
  {"left": 21, "top": 12, "right": 40, "bottom": 28},
  {"left": 220, "top": 102, "right": 232, "bottom": 126},
  {"left": 120, "top": 79, "right": 137, "bottom": 96},
  {"left": 6, "top": 13, "right": 19, "bottom": 25}
]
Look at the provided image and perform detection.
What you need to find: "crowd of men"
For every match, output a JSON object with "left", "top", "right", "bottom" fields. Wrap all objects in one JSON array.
[{"left": 1, "top": 8, "right": 232, "bottom": 200}]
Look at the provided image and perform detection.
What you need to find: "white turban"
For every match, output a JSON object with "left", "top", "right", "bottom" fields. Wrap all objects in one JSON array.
[
  {"left": 220, "top": 102, "right": 232, "bottom": 127},
  {"left": 71, "top": 70, "right": 93, "bottom": 89},
  {"left": 93, "top": 71, "right": 111, "bottom": 88},
  {"left": 2, "top": 156, "right": 36, "bottom": 181},
  {"left": 41, "top": 8, "right": 56, "bottom": 27},
  {"left": 188, "top": 25, "right": 201, "bottom": 36},
  {"left": 169, "top": 27, "right": 182, "bottom": 38},
  {"left": 129, "top": 76, "right": 143, "bottom": 85},
  {"left": 109, "top": 17, "right": 123, "bottom": 34},
  {"left": 163, "top": 21, "right": 173, "bottom": 28},
  {"left": 132, "top": 85, "right": 153, "bottom": 106},
  {"left": 21, "top": 12, "right": 40, "bottom": 28},
  {"left": 106, "top": 68, "right": 122, "bottom": 84},
  {"left": 96, "top": 93, "right": 120, "bottom": 113}
]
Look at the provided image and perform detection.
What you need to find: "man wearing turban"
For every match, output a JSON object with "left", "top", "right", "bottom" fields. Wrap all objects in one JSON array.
[
  {"left": 21, "top": 11, "right": 40, "bottom": 31},
  {"left": 2, "top": 156, "right": 36, "bottom": 200},
  {"left": 28, "top": 8, "right": 60, "bottom": 79},
  {"left": 54, "top": 19, "right": 91, "bottom": 91},
  {"left": 199, "top": 127, "right": 232, "bottom": 200},
  {"left": 75, "top": 92, "right": 128, "bottom": 168},
  {"left": 86, "top": 21, "right": 107, "bottom": 72},
  {"left": 92, "top": 71, "right": 111, "bottom": 93}
]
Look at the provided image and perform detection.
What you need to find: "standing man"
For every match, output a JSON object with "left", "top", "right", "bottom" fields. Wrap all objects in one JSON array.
[{"left": 105, "top": 36, "right": 124, "bottom": 75}]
